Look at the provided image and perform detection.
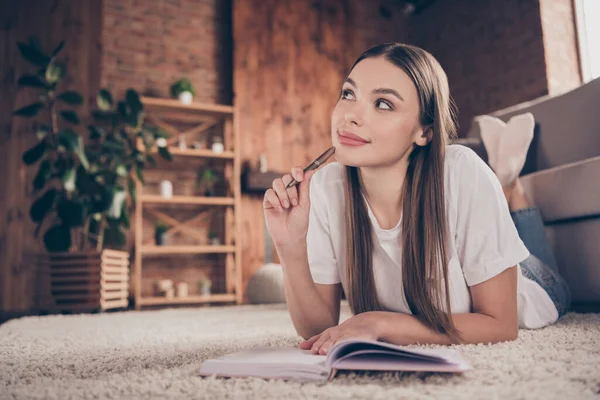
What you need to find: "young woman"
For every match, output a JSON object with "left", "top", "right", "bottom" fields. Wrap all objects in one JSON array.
[{"left": 262, "top": 43, "right": 571, "bottom": 355}]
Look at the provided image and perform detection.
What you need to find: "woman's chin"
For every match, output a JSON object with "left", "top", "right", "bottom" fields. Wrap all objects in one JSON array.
[{"left": 334, "top": 151, "right": 368, "bottom": 167}]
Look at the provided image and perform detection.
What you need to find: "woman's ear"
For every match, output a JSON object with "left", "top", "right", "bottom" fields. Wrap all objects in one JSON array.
[{"left": 414, "top": 126, "right": 433, "bottom": 147}]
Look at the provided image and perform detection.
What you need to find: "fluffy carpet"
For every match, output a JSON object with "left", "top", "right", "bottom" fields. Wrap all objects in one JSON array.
[{"left": 1, "top": 302, "right": 599, "bottom": 399}]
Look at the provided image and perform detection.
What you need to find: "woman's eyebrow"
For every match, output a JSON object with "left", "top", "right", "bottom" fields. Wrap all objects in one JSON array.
[
  {"left": 373, "top": 88, "right": 404, "bottom": 102},
  {"left": 344, "top": 78, "right": 404, "bottom": 102}
]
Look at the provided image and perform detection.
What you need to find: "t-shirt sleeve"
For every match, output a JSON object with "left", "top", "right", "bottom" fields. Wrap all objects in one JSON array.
[
  {"left": 306, "top": 177, "right": 341, "bottom": 284},
  {"left": 454, "top": 149, "right": 530, "bottom": 286}
]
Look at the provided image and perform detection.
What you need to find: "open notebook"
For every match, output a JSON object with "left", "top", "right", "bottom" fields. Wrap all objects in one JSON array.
[{"left": 199, "top": 339, "right": 471, "bottom": 381}]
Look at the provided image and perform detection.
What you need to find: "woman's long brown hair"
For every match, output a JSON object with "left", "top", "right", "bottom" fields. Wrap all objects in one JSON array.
[{"left": 343, "top": 43, "right": 461, "bottom": 343}]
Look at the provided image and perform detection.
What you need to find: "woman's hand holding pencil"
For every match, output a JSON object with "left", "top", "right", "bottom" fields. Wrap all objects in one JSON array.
[{"left": 263, "top": 146, "right": 335, "bottom": 250}]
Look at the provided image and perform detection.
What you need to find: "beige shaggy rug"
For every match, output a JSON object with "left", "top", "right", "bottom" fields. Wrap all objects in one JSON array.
[{"left": 1, "top": 302, "right": 599, "bottom": 399}]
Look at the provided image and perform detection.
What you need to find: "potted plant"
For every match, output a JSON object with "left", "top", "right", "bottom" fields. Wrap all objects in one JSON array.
[
  {"left": 208, "top": 231, "right": 220, "bottom": 246},
  {"left": 155, "top": 221, "right": 170, "bottom": 246},
  {"left": 170, "top": 78, "right": 195, "bottom": 104},
  {"left": 13, "top": 37, "right": 172, "bottom": 311},
  {"left": 197, "top": 168, "right": 219, "bottom": 196},
  {"left": 198, "top": 277, "right": 212, "bottom": 296}
]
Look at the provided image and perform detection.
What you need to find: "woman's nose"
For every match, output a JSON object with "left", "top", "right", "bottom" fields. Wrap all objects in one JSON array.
[{"left": 344, "top": 106, "right": 363, "bottom": 126}]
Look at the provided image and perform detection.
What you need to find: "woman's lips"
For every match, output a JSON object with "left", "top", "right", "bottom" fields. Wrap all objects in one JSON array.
[{"left": 338, "top": 132, "right": 369, "bottom": 146}]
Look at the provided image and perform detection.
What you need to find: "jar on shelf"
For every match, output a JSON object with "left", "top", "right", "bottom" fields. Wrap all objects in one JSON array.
[{"left": 212, "top": 136, "right": 224, "bottom": 154}]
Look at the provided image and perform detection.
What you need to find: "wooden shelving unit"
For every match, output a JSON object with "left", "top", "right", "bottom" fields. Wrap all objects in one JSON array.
[{"left": 134, "top": 97, "right": 242, "bottom": 309}]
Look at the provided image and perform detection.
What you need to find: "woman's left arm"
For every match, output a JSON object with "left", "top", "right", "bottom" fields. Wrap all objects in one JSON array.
[
  {"left": 302, "top": 266, "right": 518, "bottom": 354},
  {"left": 377, "top": 265, "right": 519, "bottom": 345}
]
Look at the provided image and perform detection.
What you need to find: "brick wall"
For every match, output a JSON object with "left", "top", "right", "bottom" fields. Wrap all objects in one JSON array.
[
  {"left": 101, "top": 0, "right": 232, "bottom": 104},
  {"left": 407, "top": 0, "right": 551, "bottom": 135}
]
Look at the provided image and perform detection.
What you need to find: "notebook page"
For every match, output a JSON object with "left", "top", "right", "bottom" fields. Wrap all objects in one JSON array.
[{"left": 199, "top": 347, "right": 330, "bottom": 380}]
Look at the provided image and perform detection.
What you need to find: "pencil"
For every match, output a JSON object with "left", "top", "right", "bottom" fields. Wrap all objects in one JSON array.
[{"left": 285, "top": 146, "right": 336, "bottom": 189}]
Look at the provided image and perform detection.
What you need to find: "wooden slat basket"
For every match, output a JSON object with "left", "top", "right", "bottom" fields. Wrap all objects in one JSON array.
[{"left": 37, "top": 249, "right": 130, "bottom": 312}]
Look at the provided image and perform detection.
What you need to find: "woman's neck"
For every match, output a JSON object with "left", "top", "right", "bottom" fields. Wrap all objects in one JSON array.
[{"left": 359, "top": 159, "right": 408, "bottom": 230}]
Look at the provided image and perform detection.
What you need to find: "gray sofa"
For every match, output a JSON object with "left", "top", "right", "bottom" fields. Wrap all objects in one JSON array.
[{"left": 462, "top": 77, "right": 600, "bottom": 307}]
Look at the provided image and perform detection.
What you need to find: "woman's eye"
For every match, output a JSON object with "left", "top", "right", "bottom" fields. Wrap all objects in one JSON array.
[
  {"left": 341, "top": 89, "right": 355, "bottom": 100},
  {"left": 375, "top": 100, "right": 392, "bottom": 111}
]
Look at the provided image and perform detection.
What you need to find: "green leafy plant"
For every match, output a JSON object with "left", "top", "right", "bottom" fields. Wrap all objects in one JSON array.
[
  {"left": 170, "top": 78, "right": 195, "bottom": 98},
  {"left": 13, "top": 37, "right": 173, "bottom": 253},
  {"left": 197, "top": 168, "right": 219, "bottom": 196},
  {"left": 208, "top": 231, "right": 218, "bottom": 240},
  {"left": 155, "top": 221, "right": 170, "bottom": 236}
]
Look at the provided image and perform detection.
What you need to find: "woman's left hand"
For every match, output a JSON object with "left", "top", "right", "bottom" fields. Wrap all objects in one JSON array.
[{"left": 299, "top": 312, "right": 382, "bottom": 355}]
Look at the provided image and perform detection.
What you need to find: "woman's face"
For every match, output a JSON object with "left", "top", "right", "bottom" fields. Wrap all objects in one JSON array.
[{"left": 331, "top": 57, "right": 428, "bottom": 167}]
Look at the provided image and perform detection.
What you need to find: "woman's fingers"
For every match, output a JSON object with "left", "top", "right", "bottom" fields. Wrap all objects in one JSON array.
[
  {"left": 263, "top": 167, "right": 306, "bottom": 212},
  {"left": 273, "top": 176, "right": 291, "bottom": 209},
  {"left": 282, "top": 173, "right": 299, "bottom": 206},
  {"left": 263, "top": 188, "right": 283, "bottom": 212},
  {"left": 299, "top": 333, "right": 321, "bottom": 349},
  {"left": 310, "top": 330, "right": 331, "bottom": 354}
]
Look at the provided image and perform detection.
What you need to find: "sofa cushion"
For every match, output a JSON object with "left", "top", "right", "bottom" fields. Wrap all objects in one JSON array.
[
  {"left": 545, "top": 219, "right": 600, "bottom": 303},
  {"left": 520, "top": 155, "right": 600, "bottom": 222}
]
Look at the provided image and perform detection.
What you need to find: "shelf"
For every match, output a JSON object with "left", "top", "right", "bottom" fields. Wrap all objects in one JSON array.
[
  {"left": 138, "top": 293, "right": 236, "bottom": 306},
  {"left": 140, "top": 195, "right": 235, "bottom": 206},
  {"left": 158, "top": 147, "right": 235, "bottom": 159},
  {"left": 140, "top": 245, "right": 236, "bottom": 255},
  {"left": 141, "top": 96, "right": 234, "bottom": 116}
]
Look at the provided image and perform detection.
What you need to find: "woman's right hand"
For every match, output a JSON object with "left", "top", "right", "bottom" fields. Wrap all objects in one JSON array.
[{"left": 263, "top": 167, "right": 316, "bottom": 250}]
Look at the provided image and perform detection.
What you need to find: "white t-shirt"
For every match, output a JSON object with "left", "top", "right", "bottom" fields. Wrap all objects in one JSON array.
[{"left": 307, "top": 144, "right": 558, "bottom": 329}]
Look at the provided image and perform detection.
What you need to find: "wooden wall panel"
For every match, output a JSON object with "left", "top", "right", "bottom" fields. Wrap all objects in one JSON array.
[
  {"left": 0, "top": 0, "right": 103, "bottom": 311},
  {"left": 233, "top": 0, "right": 409, "bottom": 300}
]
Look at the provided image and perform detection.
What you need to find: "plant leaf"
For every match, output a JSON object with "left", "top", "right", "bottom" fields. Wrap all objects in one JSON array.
[
  {"left": 22, "top": 140, "right": 46, "bottom": 165},
  {"left": 17, "top": 42, "right": 50, "bottom": 66},
  {"left": 43, "top": 223, "right": 71, "bottom": 252},
  {"left": 33, "top": 159, "right": 52, "bottom": 191},
  {"left": 59, "top": 110, "right": 80, "bottom": 125},
  {"left": 97, "top": 89, "right": 113, "bottom": 111},
  {"left": 30, "top": 188, "right": 57, "bottom": 222},
  {"left": 147, "top": 154, "right": 157, "bottom": 167},
  {"left": 17, "top": 75, "right": 47, "bottom": 89},
  {"left": 116, "top": 164, "right": 127, "bottom": 177},
  {"left": 158, "top": 146, "right": 172, "bottom": 161},
  {"left": 107, "top": 190, "right": 126, "bottom": 219},
  {"left": 135, "top": 164, "right": 144, "bottom": 185},
  {"left": 13, "top": 102, "right": 44, "bottom": 117},
  {"left": 50, "top": 40, "right": 65, "bottom": 59},
  {"left": 125, "top": 88, "right": 143, "bottom": 116},
  {"left": 57, "top": 91, "right": 83, "bottom": 105},
  {"left": 91, "top": 185, "right": 114, "bottom": 213},
  {"left": 45, "top": 63, "right": 63, "bottom": 84},
  {"left": 127, "top": 175, "right": 136, "bottom": 203},
  {"left": 57, "top": 199, "right": 86, "bottom": 227},
  {"left": 120, "top": 202, "right": 130, "bottom": 229},
  {"left": 58, "top": 129, "right": 89, "bottom": 170},
  {"left": 88, "top": 125, "right": 105, "bottom": 140},
  {"left": 62, "top": 168, "right": 76, "bottom": 192}
]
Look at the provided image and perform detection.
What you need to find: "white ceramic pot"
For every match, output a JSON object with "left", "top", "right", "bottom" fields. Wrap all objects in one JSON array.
[
  {"left": 160, "top": 180, "right": 173, "bottom": 199},
  {"left": 178, "top": 91, "right": 193, "bottom": 105}
]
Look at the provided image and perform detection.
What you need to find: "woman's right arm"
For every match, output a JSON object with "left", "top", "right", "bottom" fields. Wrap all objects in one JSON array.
[
  {"left": 278, "top": 243, "right": 341, "bottom": 339},
  {"left": 263, "top": 167, "right": 340, "bottom": 339}
]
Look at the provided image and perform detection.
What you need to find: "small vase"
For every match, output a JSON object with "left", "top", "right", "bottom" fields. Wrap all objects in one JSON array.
[
  {"left": 212, "top": 137, "right": 224, "bottom": 154},
  {"left": 199, "top": 281, "right": 212, "bottom": 296},
  {"left": 210, "top": 237, "right": 220, "bottom": 246},
  {"left": 155, "top": 232, "right": 169, "bottom": 246},
  {"left": 178, "top": 91, "right": 193, "bottom": 105},
  {"left": 160, "top": 180, "right": 173, "bottom": 199}
]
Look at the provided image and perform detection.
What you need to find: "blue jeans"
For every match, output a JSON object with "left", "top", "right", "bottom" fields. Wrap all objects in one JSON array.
[{"left": 511, "top": 207, "right": 571, "bottom": 317}]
